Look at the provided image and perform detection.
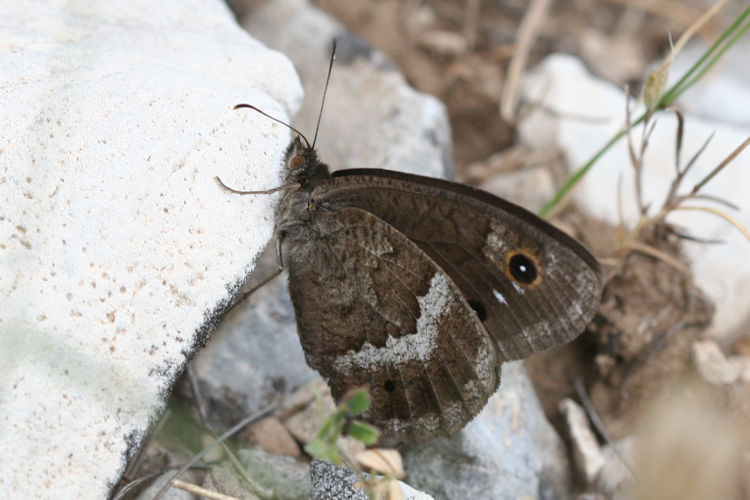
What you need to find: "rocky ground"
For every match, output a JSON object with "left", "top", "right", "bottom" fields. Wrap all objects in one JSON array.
[{"left": 118, "top": 1, "right": 750, "bottom": 498}]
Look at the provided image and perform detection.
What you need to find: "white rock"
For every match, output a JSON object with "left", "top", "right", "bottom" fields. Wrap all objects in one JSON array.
[
  {"left": 399, "top": 480, "right": 435, "bottom": 500},
  {"left": 731, "top": 356, "right": 750, "bottom": 383},
  {"left": 692, "top": 340, "right": 740, "bottom": 385},
  {"left": 595, "top": 437, "right": 635, "bottom": 499},
  {"left": 478, "top": 163, "right": 556, "bottom": 214},
  {"left": 520, "top": 54, "right": 750, "bottom": 339},
  {"left": 559, "top": 398, "right": 605, "bottom": 483},
  {"left": 0, "top": 2, "right": 301, "bottom": 498},
  {"left": 669, "top": 38, "right": 750, "bottom": 125}
]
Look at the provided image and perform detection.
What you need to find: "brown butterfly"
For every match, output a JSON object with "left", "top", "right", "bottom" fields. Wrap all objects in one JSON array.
[{"left": 222, "top": 43, "right": 602, "bottom": 444}]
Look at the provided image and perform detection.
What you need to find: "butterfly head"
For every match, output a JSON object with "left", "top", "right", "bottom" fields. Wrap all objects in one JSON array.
[{"left": 284, "top": 136, "right": 330, "bottom": 189}]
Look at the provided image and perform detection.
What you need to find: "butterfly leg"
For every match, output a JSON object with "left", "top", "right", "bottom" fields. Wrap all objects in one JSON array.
[
  {"left": 214, "top": 175, "right": 300, "bottom": 195},
  {"left": 222, "top": 237, "right": 286, "bottom": 315},
  {"left": 236, "top": 266, "right": 283, "bottom": 305}
]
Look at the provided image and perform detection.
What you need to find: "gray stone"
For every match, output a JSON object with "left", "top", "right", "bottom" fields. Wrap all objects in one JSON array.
[
  {"left": 310, "top": 460, "right": 434, "bottom": 500},
  {"left": 191, "top": 271, "right": 317, "bottom": 428},
  {"left": 243, "top": 0, "right": 454, "bottom": 180},
  {"left": 477, "top": 162, "right": 556, "bottom": 214},
  {"left": 310, "top": 460, "right": 368, "bottom": 500},
  {"left": 205, "top": 448, "right": 310, "bottom": 500}
]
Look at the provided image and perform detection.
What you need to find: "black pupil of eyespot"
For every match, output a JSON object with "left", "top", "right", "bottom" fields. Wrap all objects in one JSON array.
[
  {"left": 467, "top": 299, "right": 487, "bottom": 322},
  {"left": 509, "top": 253, "right": 537, "bottom": 284},
  {"left": 384, "top": 380, "right": 395, "bottom": 392}
]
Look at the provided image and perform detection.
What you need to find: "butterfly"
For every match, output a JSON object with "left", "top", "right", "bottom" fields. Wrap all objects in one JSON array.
[{"left": 222, "top": 44, "right": 602, "bottom": 444}]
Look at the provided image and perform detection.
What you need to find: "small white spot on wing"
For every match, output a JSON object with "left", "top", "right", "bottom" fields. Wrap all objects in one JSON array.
[
  {"left": 511, "top": 282, "right": 525, "bottom": 295},
  {"left": 492, "top": 289, "right": 507, "bottom": 305}
]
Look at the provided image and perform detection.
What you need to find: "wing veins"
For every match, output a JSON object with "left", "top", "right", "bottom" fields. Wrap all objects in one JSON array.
[
  {"left": 423, "top": 240, "right": 534, "bottom": 357},
  {"left": 341, "top": 224, "right": 469, "bottom": 427}
]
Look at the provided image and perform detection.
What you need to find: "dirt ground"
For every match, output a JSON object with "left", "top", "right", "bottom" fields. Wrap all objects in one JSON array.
[{"left": 313, "top": 0, "right": 735, "bottom": 172}]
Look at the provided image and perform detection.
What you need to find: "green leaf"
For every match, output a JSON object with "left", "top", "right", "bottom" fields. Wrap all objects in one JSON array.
[
  {"left": 345, "top": 388, "right": 371, "bottom": 415},
  {"left": 305, "top": 438, "right": 342, "bottom": 465},
  {"left": 316, "top": 417, "right": 333, "bottom": 439},
  {"left": 347, "top": 420, "right": 379, "bottom": 445}
]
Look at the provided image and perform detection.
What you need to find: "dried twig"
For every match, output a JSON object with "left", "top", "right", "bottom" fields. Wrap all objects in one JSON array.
[
  {"left": 663, "top": 131, "right": 715, "bottom": 207},
  {"left": 671, "top": 205, "right": 750, "bottom": 243},
  {"left": 619, "top": 242, "right": 691, "bottom": 274},
  {"left": 500, "top": 0, "right": 551, "bottom": 122},
  {"left": 463, "top": 0, "right": 482, "bottom": 52}
]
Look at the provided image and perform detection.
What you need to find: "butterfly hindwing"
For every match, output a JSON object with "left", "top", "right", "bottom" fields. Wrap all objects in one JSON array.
[
  {"left": 284, "top": 206, "right": 499, "bottom": 443},
  {"left": 318, "top": 169, "right": 603, "bottom": 362}
]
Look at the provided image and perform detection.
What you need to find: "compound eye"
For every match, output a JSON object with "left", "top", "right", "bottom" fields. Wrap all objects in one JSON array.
[{"left": 289, "top": 154, "right": 306, "bottom": 171}]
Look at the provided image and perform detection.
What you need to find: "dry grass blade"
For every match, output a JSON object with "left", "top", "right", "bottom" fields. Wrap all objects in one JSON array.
[
  {"left": 671, "top": 206, "right": 750, "bottom": 243},
  {"left": 662, "top": 135, "right": 749, "bottom": 213},
  {"left": 112, "top": 465, "right": 188, "bottom": 500},
  {"left": 672, "top": 108, "right": 685, "bottom": 174},
  {"left": 667, "top": 226, "right": 724, "bottom": 245},
  {"left": 500, "top": 0, "right": 551, "bottom": 122},
  {"left": 541, "top": 3, "right": 744, "bottom": 217},
  {"left": 668, "top": 0, "right": 730, "bottom": 57},
  {"left": 620, "top": 242, "right": 691, "bottom": 274},
  {"left": 172, "top": 479, "right": 241, "bottom": 500},
  {"left": 663, "top": 131, "right": 715, "bottom": 207},
  {"left": 690, "top": 136, "right": 750, "bottom": 196},
  {"left": 687, "top": 194, "right": 739, "bottom": 211}
]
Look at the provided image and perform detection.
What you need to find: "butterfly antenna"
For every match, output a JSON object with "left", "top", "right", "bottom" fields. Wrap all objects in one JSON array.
[
  {"left": 233, "top": 103, "right": 311, "bottom": 150},
  {"left": 311, "top": 38, "right": 336, "bottom": 150}
]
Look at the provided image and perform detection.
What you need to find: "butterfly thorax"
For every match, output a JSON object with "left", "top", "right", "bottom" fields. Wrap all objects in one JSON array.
[{"left": 275, "top": 137, "right": 332, "bottom": 252}]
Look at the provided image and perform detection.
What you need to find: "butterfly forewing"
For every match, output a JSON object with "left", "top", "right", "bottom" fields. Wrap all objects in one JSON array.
[
  {"left": 284, "top": 206, "right": 499, "bottom": 443},
  {"left": 318, "top": 169, "right": 603, "bottom": 361}
]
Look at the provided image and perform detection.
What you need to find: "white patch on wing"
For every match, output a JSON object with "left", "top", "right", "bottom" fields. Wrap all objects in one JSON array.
[
  {"left": 485, "top": 225, "right": 507, "bottom": 251},
  {"left": 511, "top": 282, "right": 525, "bottom": 295},
  {"left": 492, "top": 289, "right": 507, "bottom": 305},
  {"left": 334, "top": 272, "right": 453, "bottom": 371}
]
